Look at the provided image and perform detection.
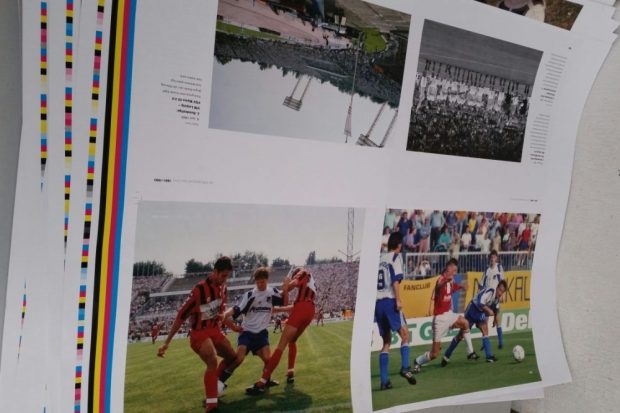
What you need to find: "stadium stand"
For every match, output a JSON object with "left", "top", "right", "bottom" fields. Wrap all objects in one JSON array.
[
  {"left": 128, "top": 262, "right": 359, "bottom": 340},
  {"left": 408, "top": 59, "right": 532, "bottom": 162},
  {"left": 385, "top": 209, "right": 539, "bottom": 278},
  {"left": 129, "top": 275, "right": 171, "bottom": 319}
]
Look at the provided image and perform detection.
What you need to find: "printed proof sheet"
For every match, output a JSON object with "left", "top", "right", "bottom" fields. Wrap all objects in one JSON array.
[{"left": 2, "top": 0, "right": 618, "bottom": 412}]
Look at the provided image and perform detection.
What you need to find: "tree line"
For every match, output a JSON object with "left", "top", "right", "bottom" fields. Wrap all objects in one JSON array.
[{"left": 134, "top": 250, "right": 344, "bottom": 277}]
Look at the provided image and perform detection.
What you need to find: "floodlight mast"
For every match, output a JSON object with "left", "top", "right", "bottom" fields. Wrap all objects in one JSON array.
[
  {"left": 344, "top": 33, "right": 362, "bottom": 142},
  {"left": 338, "top": 208, "right": 359, "bottom": 263}
]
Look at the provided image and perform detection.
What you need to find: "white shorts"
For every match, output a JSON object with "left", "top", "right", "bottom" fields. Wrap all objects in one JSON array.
[{"left": 432, "top": 311, "right": 460, "bottom": 342}]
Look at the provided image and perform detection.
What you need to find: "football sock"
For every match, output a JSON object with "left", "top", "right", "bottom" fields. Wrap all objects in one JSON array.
[
  {"left": 415, "top": 351, "right": 430, "bottom": 366},
  {"left": 379, "top": 352, "right": 389, "bottom": 385},
  {"left": 497, "top": 327, "right": 504, "bottom": 348},
  {"left": 261, "top": 348, "right": 283, "bottom": 381},
  {"left": 288, "top": 342, "right": 297, "bottom": 371},
  {"left": 204, "top": 369, "right": 218, "bottom": 408},
  {"left": 444, "top": 336, "right": 460, "bottom": 359},
  {"left": 216, "top": 360, "right": 226, "bottom": 379},
  {"left": 400, "top": 344, "right": 410, "bottom": 370},
  {"left": 219, "top": 368, "right": 233, "bottom": 383},
  {"left": 482, "top": 336, "right": 493, "bottom": 359},
  {"left": 464, "top": 331, "right": 474, "bottom": 354}
]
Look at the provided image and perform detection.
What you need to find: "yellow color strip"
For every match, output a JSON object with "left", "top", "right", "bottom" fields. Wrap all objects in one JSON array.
[{"left": 93, "top": 2, "right": 126, "bottom": 410}]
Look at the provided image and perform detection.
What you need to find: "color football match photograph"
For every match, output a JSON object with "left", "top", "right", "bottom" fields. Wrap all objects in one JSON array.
[
  {"left": 371, "top": 209, "right": 541, "bottom": 410},
  {"left": 124, "top": 201, "right": 364, "bottom": 412}
]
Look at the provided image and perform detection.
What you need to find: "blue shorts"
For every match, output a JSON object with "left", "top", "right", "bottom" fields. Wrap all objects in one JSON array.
[
  {"left": 464, "top": 303, "right": 487, "bottom": 327},
  {"left": 375, "top": 298, "right": 405, "bottom": 338},
  {"left": 238, "top": 329, "right": 269, "bottom": 355}
]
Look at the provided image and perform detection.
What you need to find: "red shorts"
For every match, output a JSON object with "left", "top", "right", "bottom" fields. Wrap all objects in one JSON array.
[
  {"left": 189, "top": 327, "right": 227, "bottom": 353},
  {"left": 287, "top": 301, "right": 315, "bottom": 331}
]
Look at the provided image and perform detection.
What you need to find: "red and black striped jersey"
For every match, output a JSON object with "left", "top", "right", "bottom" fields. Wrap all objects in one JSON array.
[
  {"left": 175, "top": 277, "right": 226, "bottom": 330},
  {"left": 293, "top": 271, "right": 316, "bottom": 304}
]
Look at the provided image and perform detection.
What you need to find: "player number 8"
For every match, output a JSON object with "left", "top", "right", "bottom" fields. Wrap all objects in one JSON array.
[{"left": 377, "top": 269, "right": 386, "bottom": 290}]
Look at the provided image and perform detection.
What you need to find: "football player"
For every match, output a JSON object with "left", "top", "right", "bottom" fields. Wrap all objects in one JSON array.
[
  {"left": 157, "top": 257, "right": 239, "bottom": 412},
  {"left": 246, "top": 266, "right": 317, "bottom": 394},
  {"left": 272, "top": 315, "right": 283, "bottom": 333},
  {"left": 456, "top": 280, "right": 508, "bottom": 363},
  {"left": 374, "top": 232, "right": 416, "bottom": 390},
  {"left": 218, "top": 267, "right": 290, "bottom": 387},
  {"left": 150, "top": 321, "right": 160, "bottom": 345},
  {"left": 414, "top": 258, "right": 478, "bottom": 370},
  {"left": 479, "top": 250, "right": 505, "bottom": 349}
]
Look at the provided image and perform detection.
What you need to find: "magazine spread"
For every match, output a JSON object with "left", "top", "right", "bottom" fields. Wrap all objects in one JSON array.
[{"left": 1, "top": 0, "right": 618, "bottom": 412}]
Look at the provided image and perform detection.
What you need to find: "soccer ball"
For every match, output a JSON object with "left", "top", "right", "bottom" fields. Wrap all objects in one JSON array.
[
  {"left": 512, "top": 345, "right": 525, "bottom": 362},
  {"left": 217, "top": 380, "right": 226, "bottom": 397}
]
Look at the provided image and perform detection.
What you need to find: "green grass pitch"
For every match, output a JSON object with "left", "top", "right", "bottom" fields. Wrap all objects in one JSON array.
[
  {"left": 370, "top": 330, "right": 541, "bottom": 411},
  {"left": 360, "top": 28, "right": 386, "bottom": 53},
  {"left": 125, "top": 321, "right": 353, "bottom": 412}
]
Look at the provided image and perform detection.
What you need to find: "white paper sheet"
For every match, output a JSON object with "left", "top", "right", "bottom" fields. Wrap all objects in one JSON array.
[{"left": 3, "top": 0, "right": 617, "bottom": 412}]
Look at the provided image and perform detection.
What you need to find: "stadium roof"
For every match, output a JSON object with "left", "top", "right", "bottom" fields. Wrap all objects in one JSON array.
[
  {"left": 150, "top": 282, "right": 285, "bottom": 297},
  {"left": 419, "top": 20, "right": 543, "bottom": 85}
]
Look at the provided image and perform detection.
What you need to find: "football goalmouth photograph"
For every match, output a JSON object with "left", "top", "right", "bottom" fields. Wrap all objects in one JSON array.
[
  {"left": 371, "top": 208, "right": 541, "bottom": 411},
  {"left": 124, "top": 201, "right": 364, "bottom": 412}
]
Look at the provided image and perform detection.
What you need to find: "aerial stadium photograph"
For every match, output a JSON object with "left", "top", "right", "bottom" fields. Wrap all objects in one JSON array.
[
  {"left": 474, "top": 0, "right": 583, "bottom": 30},
  {"left": 407, "top": 20, "right": 543, "bottom": 162},
  {"left": 209, "top": 0, "right": 411, "bottom": 148},
  {"left": 371, "top": 209, "right": 541, "bottom": 411},
  {"left": 124, "top": 201, "right": 364, "bottom": 412}
]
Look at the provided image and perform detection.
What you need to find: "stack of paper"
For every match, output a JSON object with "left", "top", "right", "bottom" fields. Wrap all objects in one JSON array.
[{"left": 0, "top": 1, "right": 617, "bottom": 412}]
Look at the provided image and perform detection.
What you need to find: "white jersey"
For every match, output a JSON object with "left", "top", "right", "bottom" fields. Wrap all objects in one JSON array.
[
  {"left": 420, "top": 75, "right": 428, "bottom": 91},
  {"left": 479, "top": 263, "right": 504, "bottom": 291},
  {"left": 456, "top": 83, "right": 467, "bottom": 105},
  {"left": 235, "top": 286, "right": 283, "bottom": 333},
  {"left": 473, "top": 287, "right": 500, "bottom": 311},
  {"left": 492, "top": 91, "right": 501, "bottom": 112},
  {"left": 427, "top": 78, "right": 438, "bottom": 101},
  {"left": 376, "top": 252, "right": 403, "bottom": 300},
  {"left": 437, "top": 79, "right": 447, "bottom": 100}
]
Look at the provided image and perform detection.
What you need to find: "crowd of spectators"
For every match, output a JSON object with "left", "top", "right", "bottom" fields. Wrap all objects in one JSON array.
[
  {"left": 131, "top": 275, "right": 170, "bottom": 296},
  {"left": 305, "top": 262, "right": 359, "bottom": 314},
  {"left": 407, "top": 59, "right": 532, "bottom": 162},
  {"left": 129, "top": 275, "right": 170, "bottom": 319},
  {"left": 136, "top": 295, "right": 184, "bottom": 317},
  {"left": 128, "top": 294, "right": 185, "bottom": 342},
  {"left": 382, "top": 209, "right": 540, "bottom": 277}
]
